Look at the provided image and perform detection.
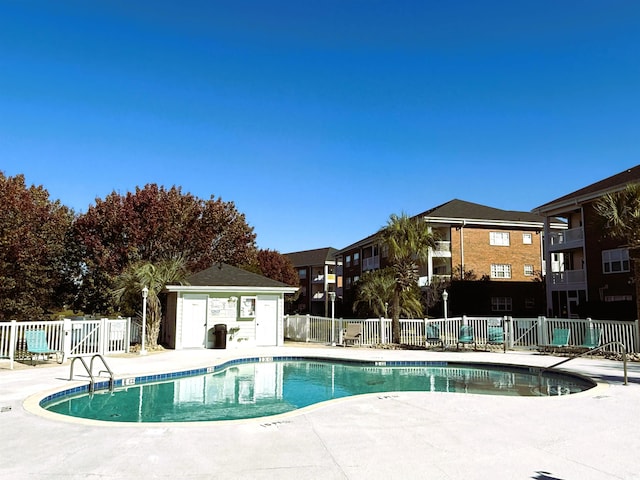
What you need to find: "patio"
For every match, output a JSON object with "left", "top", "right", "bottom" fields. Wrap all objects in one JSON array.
[{"left": 1, "top": 345, "right": 639, "bottom": 480}]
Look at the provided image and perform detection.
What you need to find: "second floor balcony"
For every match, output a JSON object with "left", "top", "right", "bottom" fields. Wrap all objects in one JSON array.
[
  {"left": 548, "top": 227, "right": 584, "bottom": 252},
  {"left": 362, "top": 256, "right": 380, "bottom": 272},
  {"left": 549, "top": 269, "right": 586, "bottom": 288},
  {"left": 433, "top": 241, "right": 451, "bottom": 257}
]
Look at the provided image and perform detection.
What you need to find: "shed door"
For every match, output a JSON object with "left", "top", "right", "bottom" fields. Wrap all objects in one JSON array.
[
  {"left": 182, "top": 294, "right": 208, "bottom": 348},
  {"left": 255, "top": 295, "right": 278, "bottom": 346}
]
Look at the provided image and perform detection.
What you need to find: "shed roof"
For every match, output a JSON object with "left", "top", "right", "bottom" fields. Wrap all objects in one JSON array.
[{"left": 185, "top": 263, "right": 291, "bottom": 288}]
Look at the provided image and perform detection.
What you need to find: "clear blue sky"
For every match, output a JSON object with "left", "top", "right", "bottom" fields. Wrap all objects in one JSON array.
[{"left": 2, "top": 1, "right": 639, "bottom": 253}]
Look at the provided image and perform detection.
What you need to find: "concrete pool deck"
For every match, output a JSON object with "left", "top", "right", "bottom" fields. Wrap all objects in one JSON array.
[{"left": 2, "top": 344, "right": 640, "bottom": 480}]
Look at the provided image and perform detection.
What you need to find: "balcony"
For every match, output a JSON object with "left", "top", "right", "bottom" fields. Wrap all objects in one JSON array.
[
  {"left": 549, "top": 269, "right": 586, "bottom": 289},
  {"left": 548, "top": 227, "right": 584, "bottom": 252},
  {"left": 312, "top": 292, "right": 326, "bottom": 301},
  {"left": 312, "top": 273, "right": 336, "bottom": 283},
  {"left": 433, "top": 241, "right": 451, "bottom": 257},
  {"left": 362, "top": 256, "right": 380, "bottom": 272}
]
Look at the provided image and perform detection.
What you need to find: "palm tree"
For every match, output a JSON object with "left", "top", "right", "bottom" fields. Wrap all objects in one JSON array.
[
  {"left": 379, "top": 212, "right": 436, "bottom": 343},
  {"left": 594, "top": 183, "right": 640, "bottom": 323},
  {"left": 112, "top": 256, "right": 189, "bottom": 349},
  {"left": 353, "top": 268, "right": 423, "bottom": 321}
]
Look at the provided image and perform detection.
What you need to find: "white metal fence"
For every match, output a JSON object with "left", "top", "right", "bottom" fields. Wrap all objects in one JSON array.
[
  {"left": 284, "top": 314, "right": 640, "bottom": 353},
  {"left": 0, "top": 317, "right": 132, "bottom": 369}
]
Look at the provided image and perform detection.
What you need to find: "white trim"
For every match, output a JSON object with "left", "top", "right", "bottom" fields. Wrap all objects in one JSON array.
[
  {"left": 165, "top": 285, "right": 298, "bottom": 294},
  {"left": 423, "top": 216, "right": 564, "bottom": 230}
]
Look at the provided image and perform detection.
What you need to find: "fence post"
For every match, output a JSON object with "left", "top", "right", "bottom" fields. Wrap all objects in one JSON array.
[
  {"left": 305, "top": 314, "right": 310, "bottom": 343},
  {"left": 504, "top": 316, "right": 513, "bottom": 352},
  {"left": 339, "top": 318, "right": 344, "bottom": 344},
  {"left": 538, "top": 316, "right": 547, "bottom": 346},
  {"left": 379, "top": 317, "right": 386, "bottom": 344},
  {"left": 100, "top": 318, "right": 108, "bottom": 355},
  {"left": 9, "top": 320, "right": 16, "bottom": 370},
  {"left": 63, "top": 318, "right": 72, "bottom": 360},
  {"left": 125, "top": 317, "right": 131, "bottom": 353}
]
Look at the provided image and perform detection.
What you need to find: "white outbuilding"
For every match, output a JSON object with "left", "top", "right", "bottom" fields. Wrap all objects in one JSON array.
[{"left": 163, "top": 263, "right": 298, "bottom": 349}]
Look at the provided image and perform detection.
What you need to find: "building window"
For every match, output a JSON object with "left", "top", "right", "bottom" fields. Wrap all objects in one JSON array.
[
  {"left": 298, "top": 268, "right": 306, "bottom": 280},
  {"left": 490, "top": 232, "right": 510, "bottom": 246},
  {"left": 353, "top": 275, "right": 360, "bottom": 284},
  {"left": 602, "top": 248, "right": 630, "bottom": 273},
  {"left": 524, "top": 297, "right": 535, "bottom": 309},
  {"left": 353, "top": 252, "right": 360, "bottom": 266},
  {"left": 491, "top": 297, "right": 512, "bottom": 312},
  {"left": 524, "top": 264, "right": 534, "bottom": 276},
  {"left": 381, "top": 244, "right": 389, "bottom": 258},
  {"left": 491, "top": 264, "right": 511, "bottom": 278},
  {"left": 522, "top": 233, "right": 532, "bottom": 244},
  {"left": 345, "top": 255, "right": 351, "bottom": 268},
  {"left": 346, "top": 277, "right": 352, "bottom": 289}
]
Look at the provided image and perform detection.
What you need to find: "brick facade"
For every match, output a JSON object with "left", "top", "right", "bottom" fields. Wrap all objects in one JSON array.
[{"left": 452, "top": 227, "right": 542, "bottom": 281}]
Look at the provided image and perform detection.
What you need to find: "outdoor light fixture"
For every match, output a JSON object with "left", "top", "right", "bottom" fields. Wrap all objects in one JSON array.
[
  {"left": 141, "top": 286, "right": 149, "bottom": 355},
  {"left": 329, "top": 291, "right": 336, "bottom": 346},
  {"left": 442, "top": 289, "right": 449, "bottom": 320}
]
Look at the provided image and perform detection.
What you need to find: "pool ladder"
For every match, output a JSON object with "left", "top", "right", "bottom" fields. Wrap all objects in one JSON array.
[{"left": 69, "top": 354, "right": 115, "bottom": 394}]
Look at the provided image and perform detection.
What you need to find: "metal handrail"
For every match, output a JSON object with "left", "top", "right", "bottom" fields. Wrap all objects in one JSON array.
[
  {"left": 69, "top": 354, "right": 115, "bottom": 393},
  {"left": 539, "top": 341, "right": 628, "bottom": 386}
]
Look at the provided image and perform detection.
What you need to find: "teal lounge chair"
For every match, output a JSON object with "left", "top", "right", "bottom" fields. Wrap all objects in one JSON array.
[
  {"left": 457, "top": 325, "right": 476, "bottom": 350},
  {"left": 579, "top": 327, "right": 602, "bottom": 351},
  {"left": 486, "top": 326, "right": 504, "bottom": 349},
  {"left": 539, "top": 328, "right": 570, "bottom": 353},
  {"left": 425, "top": 323, "right": 444, "bottom": 349},
  {"left": 24, "top": 330, "right": 63, "bottom": 365}
]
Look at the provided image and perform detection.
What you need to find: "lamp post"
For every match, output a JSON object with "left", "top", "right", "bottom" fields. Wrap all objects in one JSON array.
[
  {"left": 141, "top": 286, "right": 148, "bottom": 355},
  {"left": 329, "top": 291, "right": 336, "bottom": 346},
  {"left": 442, "top": 289, "right": 449, "bottom": 321}
]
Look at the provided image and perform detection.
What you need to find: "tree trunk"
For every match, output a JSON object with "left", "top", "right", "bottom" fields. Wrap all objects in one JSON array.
[
  {"left": 392, "top": 289, "right": 401, "bottom": 344},
  {"left": 146, "top": 295, "right": 161, "bottom": 349}
]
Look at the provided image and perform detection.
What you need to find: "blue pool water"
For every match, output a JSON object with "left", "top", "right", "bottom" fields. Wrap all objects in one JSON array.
[{"left": 42, "top": 358, "right": 595, "bottom": 422}]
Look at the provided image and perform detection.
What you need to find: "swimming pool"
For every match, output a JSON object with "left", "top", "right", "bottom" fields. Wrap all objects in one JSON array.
[{"left": 40, "top": 357, "right": 596, "bottom": 423}]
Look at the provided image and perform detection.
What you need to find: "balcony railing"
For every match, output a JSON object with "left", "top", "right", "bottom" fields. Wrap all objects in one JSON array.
[
  {"left": 362, "top": 256, "right": 380, "bottom": 272},
  {"left": 549, "top": 269, "right": 586, "bottom": 286},
  {"left": 548, "top": 227, "right": 584, "bottom": 251},
  {"left": 433, "top": 241, "right": 451, "bottom": 257}
]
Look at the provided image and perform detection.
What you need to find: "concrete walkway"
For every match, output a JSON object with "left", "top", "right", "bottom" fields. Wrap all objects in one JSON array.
[{"left": 1, "top": 345, "right": 639, "bottom": 480}]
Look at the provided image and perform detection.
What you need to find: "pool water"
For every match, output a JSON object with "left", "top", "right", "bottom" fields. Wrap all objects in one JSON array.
[{"left": 43, "top": 360, "right": 594, "bottom": 422}]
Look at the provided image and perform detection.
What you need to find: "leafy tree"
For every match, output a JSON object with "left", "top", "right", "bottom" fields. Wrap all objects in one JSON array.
[
  {"left": 353, "top": 268, "right": 422, "bottom": 319},
  {"left": 74, "top": 184, "right": 257, "bottom": 313},
  {"left": 256, "top": 249, "right": 299, "bottom": 286},
  {"left": 112, "top": 256, "right": 189, "bottom": 349},
  {"left": 594, "top": 183, "right": 640, "bottom": 320},
  {"left": 0, "top": 173, "right": 75, "bottom": 320},
  {"left": 379, "top": 212, "right": 436, "bottom": 343}
]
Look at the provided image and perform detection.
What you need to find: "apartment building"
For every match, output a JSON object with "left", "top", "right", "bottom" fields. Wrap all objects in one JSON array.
[
  {"left": 284, "top": 247, "right": 342, "bottom": 317},
  {"left": 336, "top": 199, "right": 565, "bottom": 316},
  {"left": 534, "top": 165, "right": 640, "bottom": 320}
]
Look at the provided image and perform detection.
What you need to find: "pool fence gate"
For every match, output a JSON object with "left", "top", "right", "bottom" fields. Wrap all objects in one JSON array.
[
  {"left": 284, "top": 314, "right": 640, "bottom": 354},
  {"left": 0, "top": 317, "right": 133, "bottom": 369}
]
